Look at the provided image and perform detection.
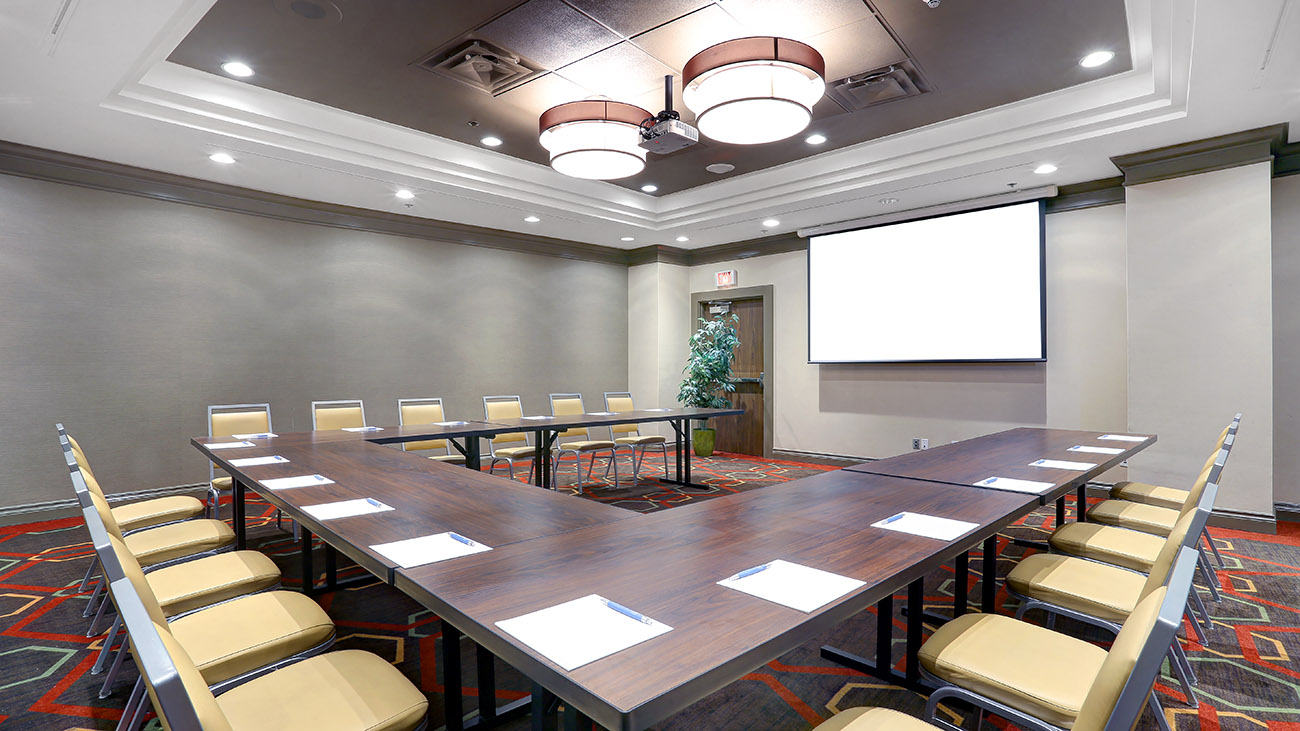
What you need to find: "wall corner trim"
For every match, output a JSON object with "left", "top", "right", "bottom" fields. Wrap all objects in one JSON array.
[
  {"left": 1046, "top": 177, "right": 1125, "bottom": 213},
  {"left": 1112, "top": 124, "right": 1289, "bottom": 186}
]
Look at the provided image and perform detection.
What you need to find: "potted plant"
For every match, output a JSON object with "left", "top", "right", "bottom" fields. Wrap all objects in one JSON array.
[{"left": 678, "top": 313, "right": 740, "bottom": 457}]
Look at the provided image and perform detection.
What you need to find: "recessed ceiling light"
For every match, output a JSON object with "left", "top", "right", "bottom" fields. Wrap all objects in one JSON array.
[
  {"left": 879, "top": 197, "right": 899, "bottom": 205},
  {"left": 1079, "top": 50, "right": 1115, "bottom": 68},
  {"left": 480, "top": 136, "right": 503, "bottom": 147},
  {"left": 706, "top": 163, "right": 736, "bottom": 174},
  {"left": 621, "top": 236, "right": 635, "bottom": 242},
  {"left": 395, "top": 189, "right": 415, "bottom": 200},
  {"left": 805, "top": 133, "right": 827, "bottom": 145},
  {"left": 761, "top": 218, "right": 780, "bottom": 228},
  {"left": 208, "top": 152, "right": 236, "bottom": 164},
  {"left": 1034, "top": 163, "right": 1058, "bottom": 175},
  {"left": 221, "top": 61, "right": 254, "bottom": 78},
  {"left": 640, "top": 184, "right": 658, "bottom": 193},
  {"left": 524, "top": 215, "right": 541, "bottom": 223},
  {"left": 675, "top": 236, "right": 690, "bottom": 242}
]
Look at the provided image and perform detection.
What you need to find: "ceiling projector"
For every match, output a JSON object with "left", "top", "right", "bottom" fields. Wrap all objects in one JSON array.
[{"left": 639, "top": 118, "right": 699, "bottom": 154}]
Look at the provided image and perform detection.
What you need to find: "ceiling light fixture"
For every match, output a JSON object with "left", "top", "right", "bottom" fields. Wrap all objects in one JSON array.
[
  {"left": 208, "top": 152, "right": 236, "bottom": 164},
  {"left": 538, "top": 100, "right": 652, "bottom": 180},
  {"left": 676, "top": 236, "right": 690, "bottom": 242},
  {"left": 1034, "top": 163, "right": 1058, "bottom": 175},
  {"left": 480, "top": 136, "right": 503, "bottom": 147},
  {"left": 683, "top": 37, "right": 826, "bottom": 145},
  {"left": 879, "top": 197, "right": 899, "bottom": 205},
  {"left": 805, "top": 133, "right": 827, "bottom": 145},
  {"left": 524, "top": 215, "right": 541, "bottom": 223},
  {"left": 1079, "top": 50, "right": 1115, "bottom": 68},
  {"left": 621, "top": 237, "right": 635, "bottom": 242},
  {"left": 762, "top": 218, "right": 781, "bottom": 228},
  {"left": 221, "top": 61, "right": 254, "bottom": 77},
  {"left": 395, "top": 189, "right": 415, "bottom": 200},
  {"left": 640, "top": 184, "right": 658, "bottom": 193},
  {"left": 705, "top": 163, "right": 736, "bottom": 174}
]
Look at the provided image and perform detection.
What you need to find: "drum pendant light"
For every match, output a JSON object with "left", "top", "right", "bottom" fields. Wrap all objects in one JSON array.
[
  {"left": 538, "top": 100, "right": 653, "bottom": 180},
  {"left": 682, "top": 37, "right": 826, "bottom": 145}
]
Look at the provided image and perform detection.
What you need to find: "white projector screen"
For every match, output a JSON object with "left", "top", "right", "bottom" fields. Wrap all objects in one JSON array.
[{"left": 808, "top": 201, "right": 1046, "bottom": 363}]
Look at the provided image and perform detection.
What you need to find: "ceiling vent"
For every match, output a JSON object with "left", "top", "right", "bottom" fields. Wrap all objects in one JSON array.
[
  {"left": 416, "top": 40, "right": 543, "bottom": 96},
  {"left": 826, "top": 61, "right": 930, "bottom": 112}
]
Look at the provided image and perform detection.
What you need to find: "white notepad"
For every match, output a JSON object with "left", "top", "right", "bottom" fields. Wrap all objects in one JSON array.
[
  {"left": 369, "top": 532, "right": 491, "bottom": 569},
  {"left": 207, "top": 441, "right": 256, "bottom": 450},
  {"left": 496, "top": 594, "right": 672, "bottom": 671},
  {"left": 717, "top": 559, "right": 865, "bottom": 613},
  {"left": 341, "top": 426, "right": 383, "bottom": 432},
  {"left": 1029, "top": 459, "right": 1097, "bottom": 471},
  {"left": 1099, "top": 434, "right": 1146, "bottom": 442},
  {"left": 972, "top": 476, "right": 1055, "bottom": 494},
  {"left": 302, "top": 498, "right": 394, "bottom": 521},
  {"left": 587, "top": 412, "right": 616, "bottom": 416},
  {"left": 229, "top": 455, "right": 289, "bottom": 467},
  {"left": 645, "top": 408, "right": 671, "bottom": 412},
  {"left": 872, "top": 512, "right": 979, "bottom": 541},
  {"left": 434, "top": 421, "right": 468, "bottom": 427},
  {"left": 521, "top": 416, "right": 553, "bottom": 420},
  {"left": 261, "top": 474, "right": 334, "bottom": 490},
  {"left": 1069, "top": 445, "right": 1123, "bottom": 455},
  {"left": 231, "top": 432, "right": 277, "bottom": 439}
]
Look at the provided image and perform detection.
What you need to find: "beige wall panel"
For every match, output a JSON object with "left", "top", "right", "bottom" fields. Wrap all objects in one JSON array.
[{"left": 1271, "top": 174, "right": 1300, "bottom": 507}]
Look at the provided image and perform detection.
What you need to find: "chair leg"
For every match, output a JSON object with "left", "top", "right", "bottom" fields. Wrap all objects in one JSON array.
[
  {"left": 1148, "top": 691, "right": 1173, "bottom": 731},
  {"left": 1204, "top": 528, "right": 1226, "bottom": 568},
  {"left": 1185, "top": 602, "right": 1208, "bottom": 645},
  {"left": 1172, "top": 638, "right": 1197, "bottom": 685},
  {"left": 91, "top": 615, "right": 122, "bottom": 674},
  {"left": 660, "top": 443, "right": 670, "bottom": 478},
  {"left": 1167, "top": 645, "right": 1198, "bottom": 707},
  {"left": 78, "top": 556, "right": 100, "bottom": 593},
  {"left": 1197, "top": 548, "right": 1222, "bottom": 601},
  {"left": 86, "top": 588, "right": 111, "bottom": 636},
  {"left": 99, "top": 627, "right": 131, "bottom": 698},
  {"left": 115, "top": 677, "right": 147, "bottom": 731},
  {"left": 610, "top": 450, "right": 619, "bottom": 487},
  {"left": 1190, "top": 589, "right": 1213, "bottom": 639},
  {"left": 83, "top": 577, "right": 106, "bottom": 618}
]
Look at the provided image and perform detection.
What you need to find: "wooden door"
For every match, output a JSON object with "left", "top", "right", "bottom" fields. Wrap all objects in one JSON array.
[{"left": 704, "top": 297, "right": 764, "bottom": 456}]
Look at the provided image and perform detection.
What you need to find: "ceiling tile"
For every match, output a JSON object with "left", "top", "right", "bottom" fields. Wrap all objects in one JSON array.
[
  {"left": 631, "top": 5, "right": 748, "bottom": 72},
  {"left": 565, "top": 0, "right": 715, "bottom": 37},
  {"left": 719, "top": 0, "right": 875, "bottom": 42},
  {"left": 498, "top": 72, "right": 592, "bottom": 115},
  {"left": 555, "top": 42, "right": 678, "bottom": 104},
  {"left": 477, "top": 0, "right": 621, "bottom": 70},
  {"left": 806, "top": 16, "right": 907, "bottom": 81}
]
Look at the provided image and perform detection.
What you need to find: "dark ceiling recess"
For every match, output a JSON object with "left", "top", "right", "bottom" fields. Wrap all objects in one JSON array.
[
  {"left": 826, "top": 61, "right": 929, "bottom": 112},
  {"left": 416, "top": 40, "right": 544, "bottom": 96}
]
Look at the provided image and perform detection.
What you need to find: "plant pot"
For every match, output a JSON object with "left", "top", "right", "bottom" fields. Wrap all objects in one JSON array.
[{"left": 692, "top": 428, "right": 716, "bottom": 457}]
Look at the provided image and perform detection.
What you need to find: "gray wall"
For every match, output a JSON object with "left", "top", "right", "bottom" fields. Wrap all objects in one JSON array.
[
  {"left": 0, "top": 173, "right": 629, "bottom": 510},
  {"left": 1272, "top": 174, "right": 1300, "bottom": 508}
]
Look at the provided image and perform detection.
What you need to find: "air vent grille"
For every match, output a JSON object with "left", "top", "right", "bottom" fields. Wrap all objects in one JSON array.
[
  {"left": 415, "top": 40, "right": 543, "bottom": 96},
  {"left": 826, "top": 61, "right": 930, "bottom": 111}
]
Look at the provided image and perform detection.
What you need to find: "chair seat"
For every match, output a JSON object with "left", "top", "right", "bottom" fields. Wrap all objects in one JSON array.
[
  {"left": 1006, "top": 553, "right": 1145, "bottom": 623},
  {"left": 217, "top": 649, "right": 428, "bottom": 731},
  {"left": 112, "top": 495, "right": 206, "bottom": 532},
  {"left": 1109, "top": 481, "right": 1189, "bottom": 511},
  {"left": 212, "top": 476, "right": 233, "bottom": 492},
  {"left": 1048, "top": 522, "right": 1165, "bottom": 573},
  {"left": 615, "top": 435, "right": 667, "bottom": 446},
  {"left": 1087, "top": 500, "right": 1179, "bottom": 536},
  {"left": 123, "top": 519, "right": 235, "bottom": 567},
  {"left": 816, "top": 707, "right": 936, "bottom": 731},
  {"left": 558, "top": 440, "right": 616, "bottom": 451},
  {"left": 171, "top": 591, "right": 335, "bottom": 686},
  {"left": 918, "top": 613, "right": 1107, "bottom": 728},
  {"left": 430, "top": 454, "right": 467, "bottom": 464},
  {"left": 493, "top": 446, "right": 536, "bottom": 459},
  {"left": 149, "top": 550, "right": 281, "bottom": 617}
]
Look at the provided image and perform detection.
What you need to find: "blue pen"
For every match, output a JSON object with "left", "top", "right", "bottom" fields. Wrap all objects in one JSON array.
[
  {"left": 881, "top": 512, "right": 906, "bottom": 524},
  {"left": 984, "top": 477, "right": 998, "bottom": 484},
  {"left": 273, "top": 456, "right": 287, "bottom": 462},
  {"left": 365, "top": 498, "right": 383, "bottom": 508},
  {"left": 447, "top": 532, "right": 474, "bottom": 547},
  {"left": 732, "top": 563, "right": 770, "bottom": 581},
  {"left": 314, "top": 474, "right": 327, "bottom": 481},
  {"left": 602, "top": 598, "right": 652, "bottom": 625}
]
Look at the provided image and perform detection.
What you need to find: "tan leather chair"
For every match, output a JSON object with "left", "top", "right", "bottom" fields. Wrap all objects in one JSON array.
[
  {"left": 397, "top": 398, "right": 467, "bottom": 465},
  {"left": 550, "top": 393, "right": 618, "bottom": 493},
  {"left": 483, "top": 395, "right": 536, "bottom": 480},
  {"left": 113, "top": 576, "right": 427, "bottom": 731},
  {"left": 311, "top": 399, "right": 367, "bottom": 431},
  {"left": 207, "top": 403, "right": 273, "bottom": 516},
  {"left": 605, "top": 391, "right": 669, "bottom": 482},
  {"left": 815, "top": 708, "right": 937, "bottom": 731},
  {"left": 918, "top": 548, "right": 1200, "bottom": 731}
]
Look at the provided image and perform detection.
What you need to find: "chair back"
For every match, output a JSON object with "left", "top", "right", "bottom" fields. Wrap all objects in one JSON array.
[
  {"left": 1178, "top": 446, "right": 1227, "bottom": 519},
  {"left": 208, "top": 403, "right": 272, "bottom": 477},
  {"left": 483, "top": 396, "right": 528, "bottom": 448},
  {"left": 605, "top": 392, "right": 641, "bottom": 437},
  {"left": 550, "top": 394, "right": 589, "bottom": 441},
  {"left": 1138, "top": 483, "right": 1217, "bottom": 600},
  {"left": 111, "top": 577, "right": 232, "bottom": 731},
  {"left": 312, "top": 400, "right": 366, "bottom": 431},
  {"left": 398, "top": 398, "right": 451, "bottom": 452},
  {"left": 1076, "top": 547, "right": 1200, "bottom": 731}
]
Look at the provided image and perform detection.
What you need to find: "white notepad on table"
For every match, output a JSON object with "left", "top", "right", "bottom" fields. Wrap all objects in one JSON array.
[
  {"left": 645, "top": 408, "right": 671, "bottom": 412},
  {"left": 207, "top": 441, "right": 255, "bottom": 450},
  {"left": 1099, "top": 434, "right": 1146, "bottom": 442},
  {"left": 972, "top": 476, "right": 1055, "bottom": 494},
  {"left": 1029, "top": 459, "right": 1097, "bottom": 471},
  {"left": 434, "top": 421, "right": 468, "bottom": 427},
  {"left": 587, "top": 412, "right": 616, "bottom": 416},
  {"left": 496, "top": 594, "right": 672, "bottom": 671},
  {"left": 229, "top": 455, "right": 289, "bottom": 468},
  {"left": 302, "top": 498, "right": 394, "bottom": 521},
  {"left": 231, "top": 432, "right": 277, "bottom": 440},
  {"left": 717, "top": 559, "right": 865, "bottom": 613},
  {"left": 521, "top": 416, "right": 553, "bottom": 420},
  {"left": 341, "top": 426, "right": 383, "bottom": 432},
  {"left": 261, "top": 474, "right": 334, "bottom": 490},
  {"left": 872, "top": 512, "right": 979, "bottom": 541},
  {"left": 1068, "top": 445, "right": 1123, "bottom": 455},
  {"left": 369, "top": 533, "right": 491, "bottom": 569}
]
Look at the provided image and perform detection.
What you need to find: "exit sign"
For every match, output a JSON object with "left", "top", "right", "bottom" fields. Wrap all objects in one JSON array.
[{"left": 716, "top": 269, "right": 738, "bottom": 288}]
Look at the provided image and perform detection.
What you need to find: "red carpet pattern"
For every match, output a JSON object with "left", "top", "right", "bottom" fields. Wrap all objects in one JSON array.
[{"left": 1, "top": 454, "right": 1297, "bottom": 731}]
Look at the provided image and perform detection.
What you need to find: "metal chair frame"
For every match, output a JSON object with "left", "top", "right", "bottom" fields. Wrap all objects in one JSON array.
[
  {"left": 482, "top": 395, "right": 536, "bottom": 481},
  {"left": 206, "top": 403, "right": 273, "bottom": 517},
  {"left": 397, "top": 397, "right": 466, "bottom": 463},
  {"left": 603, "top": 391, "right": 670, "bottom": 483},
  {"left": 549, "top": 393, "right": 619, "bottom": 493},
  {"left": 311, "top": 399, "right": 367, "bottom": 430}
]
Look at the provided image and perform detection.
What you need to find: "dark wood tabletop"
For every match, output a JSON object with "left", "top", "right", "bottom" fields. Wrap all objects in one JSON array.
[
  {"left": 481, "top": 407, "right": 745, "bottom": 433},
  {"left": 395, "top": 470, "right": 1036, "bottom": 730}
]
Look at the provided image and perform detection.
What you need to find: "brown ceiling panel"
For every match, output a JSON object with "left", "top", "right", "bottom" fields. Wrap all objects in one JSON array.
[
  {"left": 566, "top": 0, "right": 714, "bottom": 37},
  {"left": 719, "top": 0, "right": 875, "bottom": 41},
  {"left": 555, "top": 42, "right": 677, "bottom": 102},
  {"left": 477, "top": 0, "right": 622, "bottom": 70}
]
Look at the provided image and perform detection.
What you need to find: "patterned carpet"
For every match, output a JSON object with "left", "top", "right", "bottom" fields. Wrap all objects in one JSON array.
[{"left": 1, "top": 451, "right": 1297, "bottom": 730}]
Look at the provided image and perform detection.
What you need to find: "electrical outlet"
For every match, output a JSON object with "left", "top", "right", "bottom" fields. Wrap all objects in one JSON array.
[
  {"left": 912, "top": 438, "right": 921, "bottom": 450},
  {"left": 1120, "top": 460, "right": 1129, "bottom": 468},
  {"left": 920, "top": 438, "right": 930, "bottom": 449}
]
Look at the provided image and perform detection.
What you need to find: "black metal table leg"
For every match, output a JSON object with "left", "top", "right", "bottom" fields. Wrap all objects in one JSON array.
[
  {"left": 531, "top": 683, "right": 557, "bottom": 731},
  {"left": 954, "top": 551, "right": 969, "bottom": 617},
  {"left": 467, "top": 437, "right": 481, "bottom": 472},
  {"left": 906, "top": 579, "right": 923, "bottom": 683},
  {"left": 477, "top": 643, "right": 496, "bottom": 724},
  {"left": 1077, "top": 485, "right": 1088, "bottom": 521},
  {"left": 562, "top": 704, "right": 594, "bottom": 731},
  {"left": 442, "top": 620, "right": 464, "bottom": 731},
  {"left": 982, "top": 536, "right": 997, "bottom": 612},
  {"left": 300, "top": 529, "right": 314, "bottom": 596},
  {"left": 325, "top": 544, "right": 337, "bottom": 591},
  {"left": 672, "top": 420, "right": 683, "bottom": 479},
  {"left": 233, "top": 479, "right": 247, "bottom": 550},
  {"left": 820, "top": 592, "right": 933, "bottom": 692},
  {"left": 683, "top": 419, "right": 693, "bottom": 484},
  {"left": 877, "top": 592, "right": 893, "bottom": 671},
  {"left": 1056, "top": 496, "right": 1066, "bottom": 527}
]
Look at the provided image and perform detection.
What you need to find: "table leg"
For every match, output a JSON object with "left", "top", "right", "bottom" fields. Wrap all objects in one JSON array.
[
  {"left": 531, "top": 683, "right": 557, "bottom": 731},
  {"left": 466, "top": 437, "right": 481, "bottom": 472},
  {"left": 325, "top": 544, "right": 337, "bottom": 591},
  {"left": 954, "top": 551, "right": 969, "bottom": 617},
  {"left": 562, "top": 704, "right": 594, "bottom": 731},
  {"left": 820, "top": 591, "right": 932, "bottom": 692},
  {"left": 877, "top": 592, "right": 894, "bottom": 671},
  {"left": 1077, "top": 485, "right": 1088, "bottom": 521},
  {"left": 683, "top": 419, "right": 693, "bottom": 484},
  {"left": 442, "top": 620, "right": 464, "bottom": 731},
  {"left": 232, "top": 479, "right": 247, "bottom": 550},
  {"left": 672, "top": 420, "right": 684, "bottom": 480},
  {"left": 906, "top": 579, "right": 923, "bottom": 683},
  {"left": 982, "top": 536, "right": 997, "bottom": 612},
  {"left": 301, "top": 528, "right": 314, "bottom": 596},
  {"left": 477, "top": 643, "right": 496, "bottom": 723}
]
